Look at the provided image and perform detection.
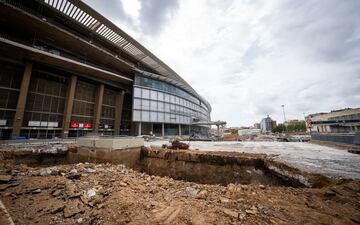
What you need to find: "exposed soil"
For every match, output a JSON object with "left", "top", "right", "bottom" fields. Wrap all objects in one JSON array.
[{"left": 0, "top": 149, "right": 360, "bottom": 225}]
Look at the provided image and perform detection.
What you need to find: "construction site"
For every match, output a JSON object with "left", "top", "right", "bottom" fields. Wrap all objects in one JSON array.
[
  {"left": 0, "top": 0, "right": 359, "bottom": 224},
  {"left": 0, "top": 137, "right": 359, "bottom": 225}
]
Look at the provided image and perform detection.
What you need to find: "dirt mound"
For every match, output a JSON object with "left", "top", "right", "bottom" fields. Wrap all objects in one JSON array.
[{"left": 0, "top": 160, "right": 359, "bottom": 225}]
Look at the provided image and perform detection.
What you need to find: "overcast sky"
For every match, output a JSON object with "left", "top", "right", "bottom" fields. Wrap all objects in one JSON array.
[{"left": 84, "top": 0, "right": 360, "bottom": 126}]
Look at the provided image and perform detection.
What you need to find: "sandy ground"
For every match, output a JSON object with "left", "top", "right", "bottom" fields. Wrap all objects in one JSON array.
[
  {"left": 0, "top": 162, "right": 359, "bottom": 225},
  {"left": 146, "top": 141, "right": 360, "bottom": 179}
]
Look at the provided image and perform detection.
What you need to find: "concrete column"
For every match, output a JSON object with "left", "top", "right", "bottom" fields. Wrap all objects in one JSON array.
[
  {"left": 12, "top": 62, "right": 33, "bottom": 137},
  {"left": 93, "top": 84, "right": 104, "bottom": 133},
  {"left": 179, "top": 124, "right": 181, "bottom": 136},
  {"left": 138, "top": 122, "right": 142, "bottom": 136},
  {"left": 162, "top": 123, "right": 165, "bottom": 136},
  {"left": 62, "top": 75, "right": 77, "bottom": 138},
  {"left": 114, "top": 91, "right": 125, "bottom": 135}
]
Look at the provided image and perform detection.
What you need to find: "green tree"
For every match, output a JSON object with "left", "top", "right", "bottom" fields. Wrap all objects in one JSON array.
[{"left": 272, "top": 124, "right": 286, "bottom": 133}]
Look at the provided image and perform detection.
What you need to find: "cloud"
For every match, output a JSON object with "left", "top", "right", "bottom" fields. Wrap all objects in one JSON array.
[
  {"left": 139, "top": 0, "right": 179, "bottom": 35},
  {"left": 83, "top": 0, "right": 360, "bottom": 126},
  {"left": 83, "top": 0, "right": 130, "bottom": 23}
]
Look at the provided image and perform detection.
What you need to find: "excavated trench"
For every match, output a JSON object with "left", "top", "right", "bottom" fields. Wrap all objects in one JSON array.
[
  {"left": 137, "top": 147, "right": 333, "bottom": 188},
  {"left": 1, "top": 146, "right": 333, "bottom": 188}
]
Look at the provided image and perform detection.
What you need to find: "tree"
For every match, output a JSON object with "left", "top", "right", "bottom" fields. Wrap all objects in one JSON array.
[{"left": 272, "top": 124, "right": 286, "bottom": 133}]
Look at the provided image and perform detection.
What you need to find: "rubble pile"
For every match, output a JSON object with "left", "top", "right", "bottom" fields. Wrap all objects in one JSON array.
[
  {"left": 0, "top": 160, "right": 359, "bottom": 224},
  {"left": 1, "top": 142, "right": 68, "bottom": 154},
  {"left": 162, "top": 139, "right": 189, "bottom": 150}
]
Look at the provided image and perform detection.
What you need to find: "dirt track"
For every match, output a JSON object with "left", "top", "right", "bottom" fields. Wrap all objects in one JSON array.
[{"left": 0, "top": 155, "right": 359, "bottom": 225}]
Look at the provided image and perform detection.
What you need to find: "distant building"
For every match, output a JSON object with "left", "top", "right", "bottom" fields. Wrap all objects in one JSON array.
[
  {"left": 260, "top": 116, "right": 276, "bottom": 133},
  {"left": 307, "top": 108, "right": 360, "bottom": 146},
  {"left": 306, "top": 108, "right": 360, "bottom": 133},
  {"left": 253, "top": 123, "right": 260, "bottom": 129},
  {"left": 238, "top": 128, "right": 261, "bottom": 135},
  {"left": 223, "top": 127, "right": 240, "bottom": 141},
  {"left": 285, "top": 120, "right": 304, "bottom": 127}
]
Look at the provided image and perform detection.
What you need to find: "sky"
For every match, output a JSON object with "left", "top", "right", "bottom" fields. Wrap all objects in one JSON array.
[{"left": 83, "top": 0, "right": 360, "bottom": 126}]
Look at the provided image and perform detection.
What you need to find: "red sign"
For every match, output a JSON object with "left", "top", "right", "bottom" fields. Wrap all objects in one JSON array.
[
  {"left": 70, "top": 122, "right": 79, "bottom": 128},
  {"left": 70, "top": 122, "right": 92, "bottom": 129}
]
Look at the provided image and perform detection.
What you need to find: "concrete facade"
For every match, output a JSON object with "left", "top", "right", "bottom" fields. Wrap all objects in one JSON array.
[
  {"left": 0, "top": 0, "right": 211, "bottom": 139},
  {"left": 307, "top": 108, "right": 360, "bottom": 133}
]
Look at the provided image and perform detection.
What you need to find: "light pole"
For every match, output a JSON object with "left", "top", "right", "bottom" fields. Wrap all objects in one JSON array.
[
  {"left": 281, "top": 105, "right": 287, "bottom": 133},
  {"left": 281, "top": 105, "right": 287, "bottom": 123}
]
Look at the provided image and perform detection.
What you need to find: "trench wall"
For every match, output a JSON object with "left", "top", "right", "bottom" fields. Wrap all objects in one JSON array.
[
  {"left": 1, "top": 146, "right": 334, "bottom": 188},
  {"left": 139, "top": 148, "right": 310, "bottom": 187}
]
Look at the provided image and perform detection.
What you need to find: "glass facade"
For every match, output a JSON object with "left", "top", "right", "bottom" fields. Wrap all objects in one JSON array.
[{"left": 132, "top": 75, "right": 211, "bottom": 124}]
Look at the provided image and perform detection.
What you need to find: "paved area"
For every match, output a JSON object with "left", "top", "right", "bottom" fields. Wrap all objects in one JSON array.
[{"left": 146, "top": 141, "right": 360, "bottom": 179}]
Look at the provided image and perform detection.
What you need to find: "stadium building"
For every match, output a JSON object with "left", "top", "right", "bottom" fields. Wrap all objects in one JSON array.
[{"left": 0, "top": 0, "right": 211, "bottom": 140}]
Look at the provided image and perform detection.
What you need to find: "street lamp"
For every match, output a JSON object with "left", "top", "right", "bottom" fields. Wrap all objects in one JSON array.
[
  {"left": 281, "top": 105, "right": 287, "bottom": 123},
  {"left": 281, "top": 105, "right": 287, "bottom": 133}
]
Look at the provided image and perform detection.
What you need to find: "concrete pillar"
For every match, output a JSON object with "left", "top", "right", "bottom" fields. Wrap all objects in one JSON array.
[
  {"left": 179, "top": 124, "right": 181, "bottom": 136},
  {"left": 138, "top": 122, "right": 142, "bottom": 136},
  {"left": 114, "top": 91, "right": 125, "bottom": 135},
  {"left": 62, "top": 75, "right": 77, "bottom": 138},
  {"left": 162, "top": 123, "right": 165, "bottom": 136},
  {"left": 12, "top": 62, "right": 33, "bottom": 137},
  {"left": 93, "top": 84, "right": 104, "bottom": 133}
]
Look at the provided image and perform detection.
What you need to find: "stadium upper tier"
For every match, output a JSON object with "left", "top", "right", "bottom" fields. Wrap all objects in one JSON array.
[{"left": 17, "top": 0, "right": 211, "bottom": 112}]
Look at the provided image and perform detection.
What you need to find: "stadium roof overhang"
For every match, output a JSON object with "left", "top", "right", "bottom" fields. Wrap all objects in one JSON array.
[
  {"left": 0, "top": 0, "right": 211, "bottom": 111},
  {"left": 34, "top": 0, "right": 211, "bottom": 111},
  {"left": 0, "top": 37, "right": 133, "bottom": 84}
]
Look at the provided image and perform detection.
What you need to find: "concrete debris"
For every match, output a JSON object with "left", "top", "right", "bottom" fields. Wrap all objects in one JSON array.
[
  {"left": 31, "top": 188, "right": 41, "bottom": 194},
  {"left": 50, "top": 205, "right": 65, "bottom": 214},
  {"left": 169, "top": 140, "right": 189, "bottom": 150},
  {"left": 324, "top": 190, "right": 336, "bottom": 197},
  {"left": 119, "top": 182, "right": 128, "bottom": 187},
  {"left": 196, "top": 190, "right": 208, "bottom": 199},
  {"left": 87, "top": 189, "right": 96, "bottom": 198},
  {"left": 245, "top": 206, "right": 258, "bottom": 215},
  {"left": 219, "top": 197, "right": 231, "bottom": 204},
  {"left": 39, "top": 167, "right": 59, "bottom": 176},
  {"left": 66, "top": 169, "right": 81, "bottom": 180},
  {"left": 185, "top": 187, "right": 199, "bottom": 197},
  {"left": 85, "top": 168, "right": 96, "bottom": 173},
  {"left": 223, "top": 208, "right": 239, "bottom": 218}
]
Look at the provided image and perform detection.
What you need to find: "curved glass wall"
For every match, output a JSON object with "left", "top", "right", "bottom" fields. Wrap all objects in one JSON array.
[{"left": 132, "top": 75, "right": 210, "bottom": 124}]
